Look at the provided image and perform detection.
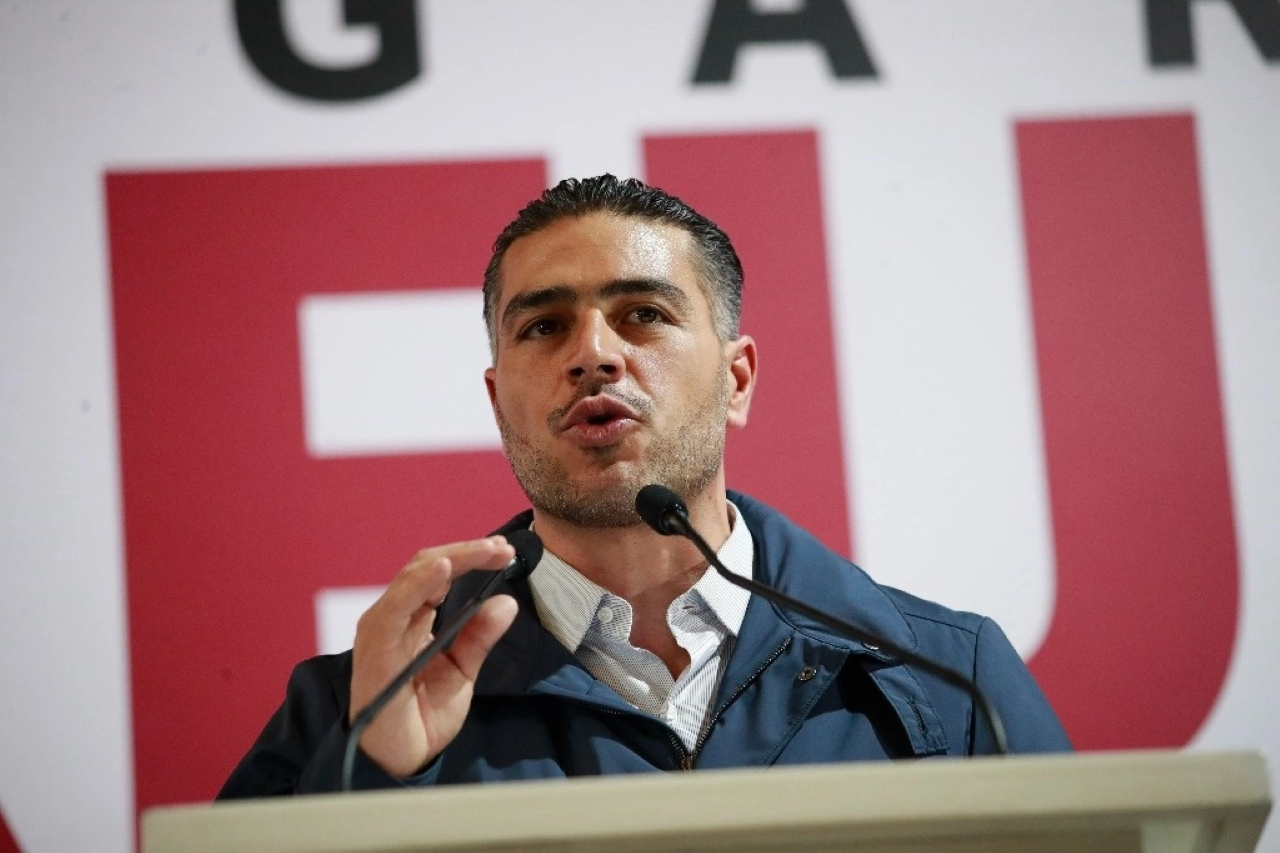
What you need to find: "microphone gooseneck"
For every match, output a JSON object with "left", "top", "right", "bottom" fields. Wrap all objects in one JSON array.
[
  {"left": 634, "top": 484, "right": 1010, "bottom": 756},
  {"left": 341, "top": 529, "right": 544, "bottom": 791}
]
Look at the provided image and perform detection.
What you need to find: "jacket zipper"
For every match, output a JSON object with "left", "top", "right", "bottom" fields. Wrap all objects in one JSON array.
[
  {"left": 582, "top": 704, "right": 694, "bottom": 771},
  {"left": 674, "top": 636, "right": 793, "bottom": 771}
]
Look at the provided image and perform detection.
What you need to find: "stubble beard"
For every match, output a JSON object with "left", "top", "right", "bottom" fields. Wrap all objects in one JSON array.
[{"left": 495, "top": 366, "right": 731, "bottom": 529}]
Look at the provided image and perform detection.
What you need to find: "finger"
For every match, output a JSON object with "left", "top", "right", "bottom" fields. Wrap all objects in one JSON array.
[
  {"left": 440, "top": 594, "right": 519, "bottom": 684},
  {"left": 356, "top": 560, "right": 447, "bottom": 655},
  {"left": 378, "top": 537, "right": 515, "bottom": 624},
  {"left": 400, "top": 536, "right": 517, "bottom": 581},
  {"left": 388, "top": 596, "right": 518, "bottom": 767},
  {"left": 399, "top": 537, "right": 518, "bottom": 634}
]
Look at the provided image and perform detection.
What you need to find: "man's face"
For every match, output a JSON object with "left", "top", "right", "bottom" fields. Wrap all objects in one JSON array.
[{"left": 484, "top": 212, "right": 752, "bottom": 527}]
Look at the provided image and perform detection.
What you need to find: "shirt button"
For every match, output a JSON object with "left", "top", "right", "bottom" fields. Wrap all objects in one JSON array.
[
  {"left": 797, "top": 665, "right": 818, "bottom": 682},
  {"left": 596, "top": 605, "right": 614, "bottom": 624}
]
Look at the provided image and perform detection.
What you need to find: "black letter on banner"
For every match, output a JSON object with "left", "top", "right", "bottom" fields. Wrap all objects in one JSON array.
[
  {"left": 233, "top": 0, "right": 421, "bottom": 101},
  {"left": 1145, "top": 0, "right": 1280, "bottom": 65},
  {"left": 692, "top": 0, "right": 877, "bottom": 83}
]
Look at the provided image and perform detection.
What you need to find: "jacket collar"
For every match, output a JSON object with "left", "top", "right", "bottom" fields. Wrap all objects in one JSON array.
[
  {"left": 449, "top": 496, "right": 947, "bottom": 754},
  {"left": 727, "top": 490, "right": 918, "bottom": 657},
  {"left": 723, "top": 492, "right": 950, "bottom": 756},
  {"left": 457, "top": 494, "right": 923, "bottom": 679}
]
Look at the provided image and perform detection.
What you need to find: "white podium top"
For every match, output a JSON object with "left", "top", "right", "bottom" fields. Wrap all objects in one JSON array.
[{"left": 144, "top": 749, "right": 1271, "bottom": 852}]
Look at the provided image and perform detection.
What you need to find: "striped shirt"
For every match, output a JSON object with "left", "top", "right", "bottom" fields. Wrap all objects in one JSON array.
[{"left": 528, "top": 502, "right": 754, "bottom": 751}]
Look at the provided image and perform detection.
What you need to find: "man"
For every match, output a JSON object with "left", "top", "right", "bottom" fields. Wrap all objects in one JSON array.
[{"left": 219, "top": 175, "right": 1069, "bottom": 797}]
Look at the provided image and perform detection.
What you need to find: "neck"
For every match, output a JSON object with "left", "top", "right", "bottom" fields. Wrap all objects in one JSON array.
[
  {"left": 530, "top": 485, "right": 732, "bottom": 603},
  {"left": 531, "top": 484, "right": 733, "bottom": 679}
]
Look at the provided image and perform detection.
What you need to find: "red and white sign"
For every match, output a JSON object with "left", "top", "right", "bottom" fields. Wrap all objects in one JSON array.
[{"left": 2, "top": 3, "right": 1276, "bottom": 851}]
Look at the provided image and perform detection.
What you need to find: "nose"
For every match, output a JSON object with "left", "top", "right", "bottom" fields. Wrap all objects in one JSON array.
[{"left": 566, "top": 310, "right": 625, "bottom": 383}]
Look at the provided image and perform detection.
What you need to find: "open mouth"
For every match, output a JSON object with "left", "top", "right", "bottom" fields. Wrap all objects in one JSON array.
[{"left": 559, "top": 394, "right": 643, "bottom": 445}]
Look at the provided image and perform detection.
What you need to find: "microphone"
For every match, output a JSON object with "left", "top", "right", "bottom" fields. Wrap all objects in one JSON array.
[
  {"left": 341, "top": 529, "right": 544, "bottom": 791},
  {"left": 635, "top": 485, "right": 1010, "bottom": 756}
]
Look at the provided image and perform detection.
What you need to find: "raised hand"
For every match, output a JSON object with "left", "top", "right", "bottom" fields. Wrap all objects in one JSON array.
[{"left": 348, "top": 536, "right": 520, "bottom": 777}]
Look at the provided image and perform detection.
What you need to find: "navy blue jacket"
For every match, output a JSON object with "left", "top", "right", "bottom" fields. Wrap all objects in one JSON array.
[{"left": 219, "top": 492, "right": 1070, "bottom": 798}]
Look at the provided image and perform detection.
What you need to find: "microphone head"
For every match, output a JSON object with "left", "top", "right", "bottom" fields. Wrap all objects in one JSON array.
[
  {"left": 503, "top": 529, "right": 544, "bottom": 581},
  {"left": 635, "top": 484, "right": 688, "bottom": 536}
]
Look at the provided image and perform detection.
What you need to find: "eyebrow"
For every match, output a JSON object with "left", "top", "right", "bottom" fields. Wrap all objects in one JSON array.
[{"left": 499, "top": 277, "right": 694, "bottom": 333}]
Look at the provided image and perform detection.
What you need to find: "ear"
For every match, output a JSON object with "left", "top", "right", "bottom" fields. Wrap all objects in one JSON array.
[
  {"left": 484, "top": 367, "right": 498, "bottom": 411},
  {"left": 725, "top": 335, "right": 757, "bottom": 430}
]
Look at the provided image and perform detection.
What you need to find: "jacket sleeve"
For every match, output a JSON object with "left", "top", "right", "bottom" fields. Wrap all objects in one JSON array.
[
  {"left": 971, "top": 617, "right": 1073, "bottom": 754},
  {"left": 216, "top": 653, "right": 420, "bottom": 798}
]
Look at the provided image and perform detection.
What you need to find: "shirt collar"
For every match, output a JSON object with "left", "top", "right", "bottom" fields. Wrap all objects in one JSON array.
[{"left": 529, "top": 499, "right": 755, "bottom": 653}]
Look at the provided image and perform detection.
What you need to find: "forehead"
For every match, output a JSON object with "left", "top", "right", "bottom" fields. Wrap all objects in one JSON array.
[{"left": 495, "top": 212, "right": 704, "bottom": 307}]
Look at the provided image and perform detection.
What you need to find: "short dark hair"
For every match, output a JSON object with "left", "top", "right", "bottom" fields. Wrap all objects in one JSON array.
[{"left": 483, "top": 175, "right": 743, "bottom": 356}]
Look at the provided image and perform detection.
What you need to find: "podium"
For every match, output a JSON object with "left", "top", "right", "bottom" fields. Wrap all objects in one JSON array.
[{"left": 144, "top": 750, "right": 1271, "bottom": 852}]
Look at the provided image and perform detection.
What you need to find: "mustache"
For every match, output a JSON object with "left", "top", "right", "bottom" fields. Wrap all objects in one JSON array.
[{"left": 547, "top": 385, "right": 653, "bottom": 430}]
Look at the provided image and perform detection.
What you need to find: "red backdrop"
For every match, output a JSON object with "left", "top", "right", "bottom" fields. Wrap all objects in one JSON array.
[{"left": 107, "top": 121, "right": 1236, "bottom": 820}]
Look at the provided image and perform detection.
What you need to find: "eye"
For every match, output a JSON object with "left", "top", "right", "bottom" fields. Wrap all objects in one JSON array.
[
  {"left": 628, "top": 306, "right": 666, "bottom": 324},
  {"left": 519, "top": 317, "right": 562, "bottom": 339}
]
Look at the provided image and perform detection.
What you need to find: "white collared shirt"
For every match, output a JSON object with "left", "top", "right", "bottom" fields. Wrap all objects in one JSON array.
[{"left": 528, "top": 502, "right": 755, "bottom": 751}]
